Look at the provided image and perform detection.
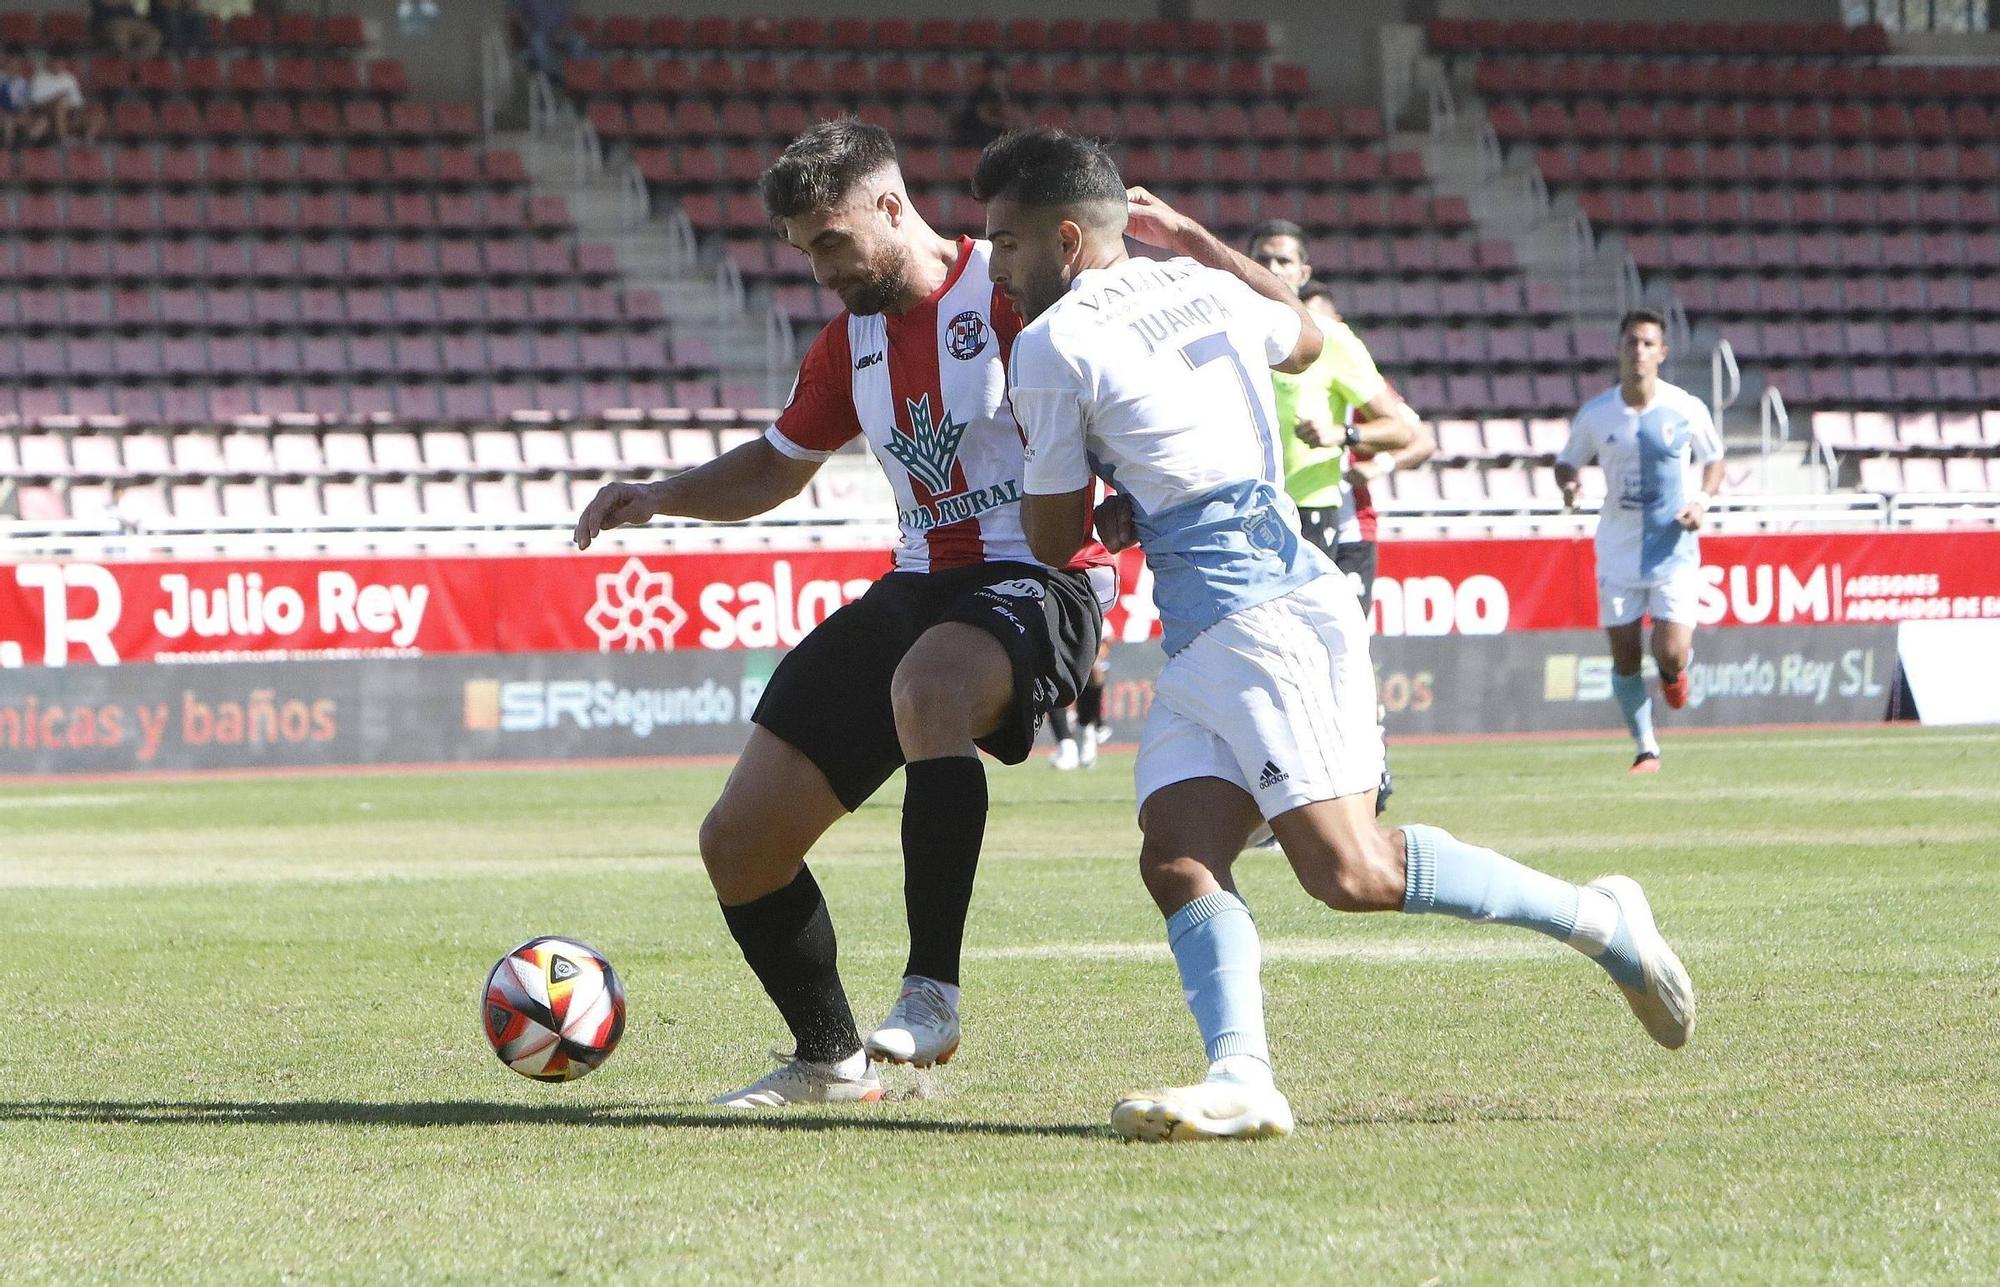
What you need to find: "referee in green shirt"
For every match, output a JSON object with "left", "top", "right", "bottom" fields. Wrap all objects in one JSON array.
[
  {"left": 1246, "top": 221, "right": 1435, "bottom": 610},
  {"left": 1248, "top": 221, "right": 1436, "bottom": 815}
]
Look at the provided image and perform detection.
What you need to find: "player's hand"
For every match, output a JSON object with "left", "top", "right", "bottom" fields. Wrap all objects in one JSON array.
[
  {"left": 1559, "top": 480, "right": 1582, "bottom": 511},
  {"left": 1124, "top": 186, "right": 1192, "bottom": 251},
  {"left": 1348, "top": 456, "right": 1386, "bottom": 483},
  {"left": 1094, "top": 493, "right": 1139, "bottom": 553},
  {"left": 1294, "top": 416, "right": 1336, "bottom": 449},
  {"left": 574, "top": 480, "right": 663, "bottom": 550},
  {"left": 1675, "top": 498, "right": 1708, "bottom": 531}
]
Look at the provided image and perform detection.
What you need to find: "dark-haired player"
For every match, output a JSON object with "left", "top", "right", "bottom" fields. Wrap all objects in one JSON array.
[
  {"left": 980, "top": 127, "right": 1695, "bottom": 1141},
  {"left": 576, "top": 120, "right": 1108, "bottom": 1106},
  {"left": 1556, "top": 310, "right": 1724, "bottom": 773}
]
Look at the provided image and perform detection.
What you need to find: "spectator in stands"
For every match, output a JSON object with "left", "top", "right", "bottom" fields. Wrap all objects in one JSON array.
[
  {"left": 152, "top": 0, "right": 212, "bottom": 55},
  {"left": 91, "top": 0, "right": 164, "bottom": 57},
  {"left": 26, "top": 55, "right": 97, "bottom": 145},
  {"left": 510, "top": 0, "right": 584, "bottom": 76},
  {"left": 952, "top": 56, "right": 1020, "bottom": 149},
  {"left": 0, "top": 58, "right": 31, "bottom": 148}
]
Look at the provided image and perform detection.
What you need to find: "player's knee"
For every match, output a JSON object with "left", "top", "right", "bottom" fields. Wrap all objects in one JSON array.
[
  {"left": 1137, "top": 849, "right": 1223, "bottom": 914},
  {"left": 1298, "top": 829, "right": 1402, "bottom": 912},
  {"left": 889, "top": 658, "right": 966, "bottom": 731},
  {"left": 697, "top": 803, "right": 759, "bottom": 886}
]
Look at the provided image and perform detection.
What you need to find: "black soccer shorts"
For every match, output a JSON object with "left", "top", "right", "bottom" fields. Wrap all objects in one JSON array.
[
  {"left": 752, "top": 560, "right": 1106, "bottom": 810},
  {"left": 1332, "top": 540, "right": 1379, "bottom": 614}
]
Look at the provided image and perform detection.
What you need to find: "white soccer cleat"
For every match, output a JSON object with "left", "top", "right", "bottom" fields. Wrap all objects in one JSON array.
[
  {"left": 710, "top": 1052, "right": 884, "bottom": 1108},
  {"left": 1091, "top": 722, "right": 1111, "bottom": 745},
  {"left": 1077, "top": 724, "right": 1100, "bottom": 769},
  {"left": 1589, "top": 875, "right": 1696, "bottom": 1050},
  {"left": 1110, "top": 1078, "right": 1295, "bottom": 1142},
  {"left": 1050, "top": 738, "right": 1081, "bottom": 771},
  {"left": 863, "top": 976, "right": 961, "bottom": 1068}
]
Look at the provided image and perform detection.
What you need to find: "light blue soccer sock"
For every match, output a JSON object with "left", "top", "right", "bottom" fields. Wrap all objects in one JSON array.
[
  {"left": 1611, "top": 671, "right": 1659, "bottom": 756},
  {"left": 1165, "top": 891, "right": 1272, "bottom": 1084},
  {"left": 1400, "top": 823, "right": 1644, "bottom": 989}
]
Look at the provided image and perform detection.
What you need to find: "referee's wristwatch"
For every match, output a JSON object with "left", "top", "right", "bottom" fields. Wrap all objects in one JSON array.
[{"left": 1342, "top": 425, "right": 1362, "bottom": 449}]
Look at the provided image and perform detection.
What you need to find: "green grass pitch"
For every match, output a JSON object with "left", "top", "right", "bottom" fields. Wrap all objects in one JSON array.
[{"left": 3, "top": 726, "right": 1997, "bottom": 1282}]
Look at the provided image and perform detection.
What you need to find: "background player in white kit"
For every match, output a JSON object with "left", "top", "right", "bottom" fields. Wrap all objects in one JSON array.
[
  {"left": 977, "top": 128, "right": 1697, "bottom": 1142},
  {"left": 1556, "top": 311, "right": 1726, "bottom": 773}
]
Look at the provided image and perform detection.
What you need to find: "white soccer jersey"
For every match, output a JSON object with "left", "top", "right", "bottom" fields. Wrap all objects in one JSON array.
[
  {"left": 1558, "top": 380, "right": 1723, "bottom": 584},
  {"left": 1010, "top": 255, "right": 1329, "bottom": 653},
  {"left": 767, "top": 237, "right": 1082, "bottom": 573}
]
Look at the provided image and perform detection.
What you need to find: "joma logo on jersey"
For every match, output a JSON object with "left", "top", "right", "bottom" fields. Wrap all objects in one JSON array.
[{"left": 884, "top": 394, "right": 970, "bottom": 495}]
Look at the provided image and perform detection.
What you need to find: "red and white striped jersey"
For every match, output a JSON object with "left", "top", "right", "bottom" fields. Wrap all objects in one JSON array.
[{"left": 765, "top": 237, "right": 1097, "bottom": 574}]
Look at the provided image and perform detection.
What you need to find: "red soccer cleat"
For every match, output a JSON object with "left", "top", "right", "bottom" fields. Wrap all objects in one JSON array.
[
  {"left": 1660, "top": 672, "right": 1689, "bottom": 710},
  {"left": 1629, "top": 752, "right": 1661, "bottom": 774}
]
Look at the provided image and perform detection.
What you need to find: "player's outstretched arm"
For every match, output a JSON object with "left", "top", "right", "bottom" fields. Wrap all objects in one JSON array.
[
  {"left": 1124, "top": 186, "right": 1321, "bottom": 373},
  {"left": 573, "top": 438, "right": 821, "bottom": 549}
]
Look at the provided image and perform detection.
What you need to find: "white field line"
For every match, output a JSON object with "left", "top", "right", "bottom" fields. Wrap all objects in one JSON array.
[
  {"left": 965, "top": 937, "right": 1553, "bottom": 965},
  {"left": 0, "top": 794, "right": 139, "bottom": 809}
]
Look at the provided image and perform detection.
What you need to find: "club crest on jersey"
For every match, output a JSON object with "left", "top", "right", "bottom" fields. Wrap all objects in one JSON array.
[
  {"left": 885, "top": 394, "right": 969, "bottom": 495},
  {"left": 946, "top": 310, "right": 989, "bottom": 360}
]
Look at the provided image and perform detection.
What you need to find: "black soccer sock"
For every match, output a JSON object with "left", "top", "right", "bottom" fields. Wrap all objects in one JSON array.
[
  {"left": 1076, "top": 676, "right": 1105, "bottom": 728},
  {"left": 900, "top": 755, "right": 988, "bottom": 986},
  {"left": 718, "top": 866, "right": 860, "bottom": 1064},
  {"left": 1048, "top": 704, "right": 1074, "bottom": 741}
]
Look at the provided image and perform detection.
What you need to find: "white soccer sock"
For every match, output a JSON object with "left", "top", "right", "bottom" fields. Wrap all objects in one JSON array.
[
  {"left": 1208, "top": 1054, "right": 1276, "bottom": 1089},
  {"left": 1567, "top": 885, "right": 1621, "bottom": 958}
]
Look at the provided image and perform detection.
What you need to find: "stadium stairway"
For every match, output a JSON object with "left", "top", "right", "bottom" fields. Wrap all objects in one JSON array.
[{"left": 490, "top": 126, "right": 787, "bottom": 407}]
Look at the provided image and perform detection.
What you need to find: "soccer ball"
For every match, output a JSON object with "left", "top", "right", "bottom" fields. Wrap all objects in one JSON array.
[{"left": 481, "top": 936, "right": 626, "bottom": 1082}]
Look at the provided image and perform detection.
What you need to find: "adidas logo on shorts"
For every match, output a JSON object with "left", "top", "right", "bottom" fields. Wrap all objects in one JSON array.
[{"left": 1258, "top": 761, "right": 1289, "bottom": 789}]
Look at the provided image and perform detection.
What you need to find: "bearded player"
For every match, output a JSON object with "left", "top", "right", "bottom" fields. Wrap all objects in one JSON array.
[{"left": 577, "top": 120, "right": 1108, "bottom": 1107}]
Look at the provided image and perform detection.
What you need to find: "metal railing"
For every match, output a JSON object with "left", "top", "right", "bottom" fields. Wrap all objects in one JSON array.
[
  {"left": 618, "top": 163, "right": 651, "bottom": 229},
  {"left": 1711, "top": 337, "right": 1741, "bottom": 451},
  {"left": 1758, "top": 381, "right": 1789, "bottom": 493},
  {"left": 477, "top": 27, "right": 513, "bottom": 138},
  {"left": 1423, "top": 61, "right": 1459, "bottom": 135},
  {"left": 1888, "top": 491, "right": 2000, "bottom": 526},
  {"left": 0, "top": 515, "right": 904, "bottom": 562},
  {"left": 715, "top": 257, "right": 747, "bottom": 325},
  {"left": 1375, "top": 490, "right": 1897, "bottom": 542},
  {"left": 1802, "top": 396, "right": 1841, "bottom": 492},
  {"left": 11, "top": 490, "right": 1949, "bottom": 562},
  {"left": 1520, "top": 165, "right": 1549, "bottom": 221},
  {"left": 661, "top": 206, "right": 697, "bottom": 272},
  {"left": 1851, "top": 0, "right": 1990, "bottom": 32},
  {"left": 573, "top": 118, "right": 602, "bottom": 184},
  {"left": 764, "top": 307, "right": 797, "bottom": 406},
  {"left": 526, "top": 72, "right": 563, "bottom": 140},
  {"left": 1612, "top": 249, "right": 1642, "bottom": 315}
]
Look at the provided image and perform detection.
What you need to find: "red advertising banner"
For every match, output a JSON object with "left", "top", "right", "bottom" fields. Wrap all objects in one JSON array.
[
  {"left": 3, "top": 530, "right": 1998, "bottom": 667},
  {"left": 1371, "top": 530, "right": 2000, "bottom": 636},
  {"left": 0, "top": 549, "right": 898, "bottom": 667}
]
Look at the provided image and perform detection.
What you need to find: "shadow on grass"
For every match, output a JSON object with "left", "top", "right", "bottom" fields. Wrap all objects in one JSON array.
[
  {"left": 0, "top": 1097, "right": 1579, "bottom": 1135},
  {"left": 0, "top": 1099, "right": 1106, "bottom": 1138}
]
